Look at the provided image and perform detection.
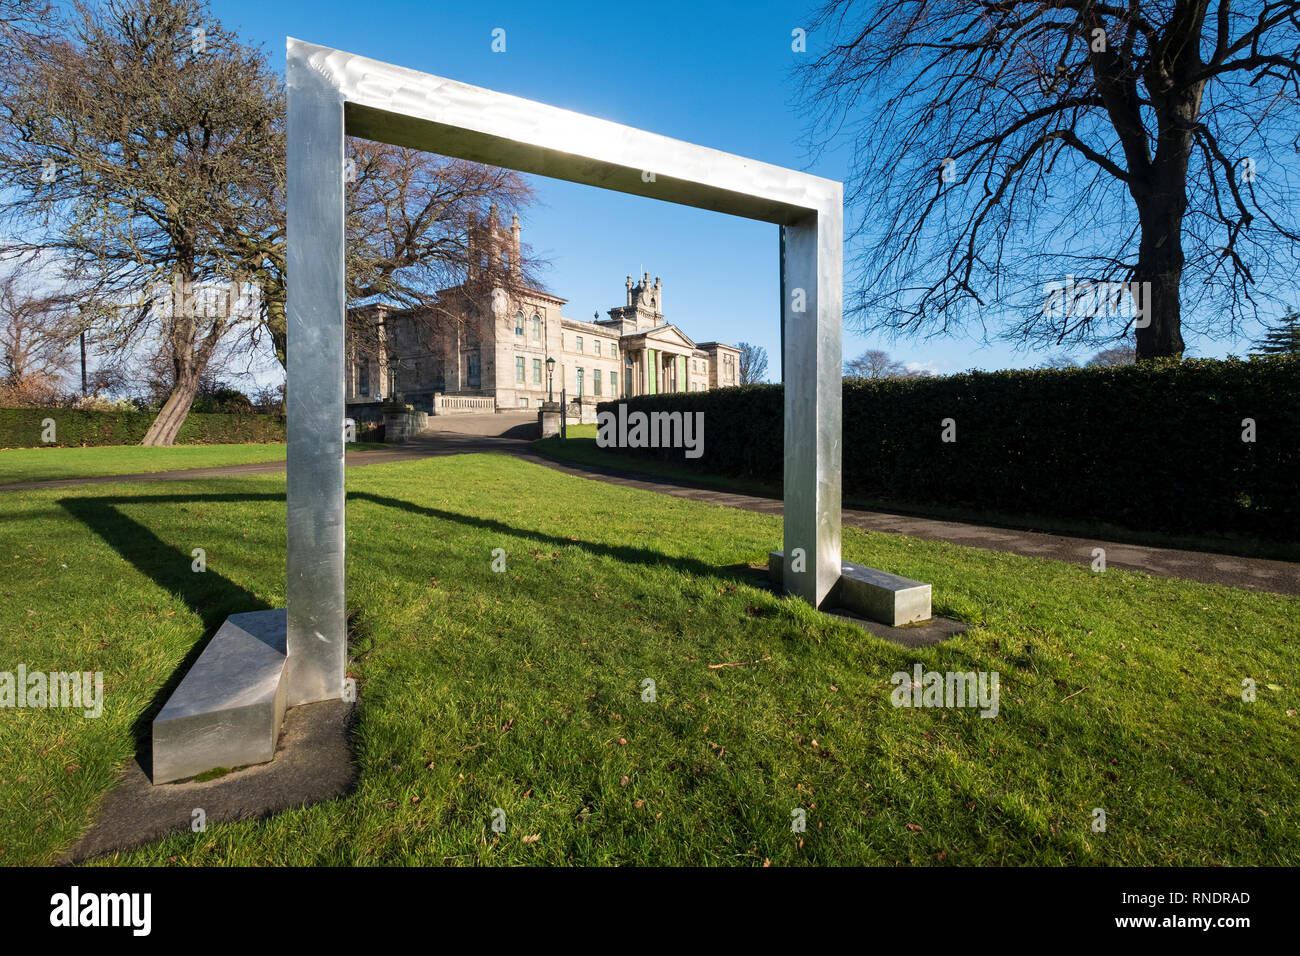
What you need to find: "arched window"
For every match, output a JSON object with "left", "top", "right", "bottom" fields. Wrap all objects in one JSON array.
[
  {"left": 531, "top": 315, "right": 541, "bottom": 340},
  {"left": 514, "top": 311, "right": 524, "bottom": 336}
]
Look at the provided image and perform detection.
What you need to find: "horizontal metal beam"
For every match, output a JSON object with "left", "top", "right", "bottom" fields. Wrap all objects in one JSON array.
[{"left": 291, "top": 39, "right": 839, "bottom": 225}]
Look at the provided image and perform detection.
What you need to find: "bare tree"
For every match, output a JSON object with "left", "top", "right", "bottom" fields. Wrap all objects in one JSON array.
[
  {"left": 339, "top": 146, "right": 538, "bottom": 368},
  {"left": 799, "top": 1, "right": 1300, "bottom": 361},
  {"left": 0, "top": 0, "right": 281, "bottom": 443},
  {"left": 0, "top": 269, "right": 74, "bottom": 404},
  {"left": 0, "top": 0, "right": 52, "bottom": 75},
  {"left": 1038, "top": 351, "right": 1082, "bottom": 368},
  {"left": 1087, "top": 345, "right": 1138, "bottom": 365},
  {"left": 737, "top": 341, "right": 770, "bottom": 384},
  {"left": 0, "top": 0, "right": 538, "bottom": 444},
  {"left": 845, "top": 348, "right": 907, "bottom": 378}
]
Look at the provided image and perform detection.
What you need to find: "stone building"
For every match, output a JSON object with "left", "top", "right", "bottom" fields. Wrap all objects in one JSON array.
[{"left": 345, "top": 205, "right": 741, "bottom": 416}]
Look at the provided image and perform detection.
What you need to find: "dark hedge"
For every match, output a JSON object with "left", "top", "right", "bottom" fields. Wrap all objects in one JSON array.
[
  {"left": 0, "top": 408, "right": 285, "bottom": 448},
  {"left": 596, "top": 356, "right": 1299, "bottom": 539}
]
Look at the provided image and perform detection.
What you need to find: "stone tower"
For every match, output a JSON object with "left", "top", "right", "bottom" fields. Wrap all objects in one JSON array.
[
  {"left": 607, "top": 272, "right": 663, "bottom": 333},
  {"left": 466, "top": 202, "right": 521, "bottom": 282}
]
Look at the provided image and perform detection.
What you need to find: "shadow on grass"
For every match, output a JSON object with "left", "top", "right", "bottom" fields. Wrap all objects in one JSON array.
[
  {"left": 348, "top": 490, "right": 768, "bottom": 584},
  {"left": 58, "top": 492, "right": 279, "bottom": 775},
  {"left": 57, "top": 488, "right": 777, "bottom": 772}
]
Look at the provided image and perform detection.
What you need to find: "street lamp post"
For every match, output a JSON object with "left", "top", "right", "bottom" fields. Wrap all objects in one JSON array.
[
  {"left": 546, "top": 356, "right": 555, "bottom": 403},
  {"left": 388, "top": 352, "right": 400, "bottom": 402}
]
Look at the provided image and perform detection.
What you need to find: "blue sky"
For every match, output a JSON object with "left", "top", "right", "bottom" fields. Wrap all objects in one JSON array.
[{"left": 201, "top": 0, "right": 1273, "bottom": 379}]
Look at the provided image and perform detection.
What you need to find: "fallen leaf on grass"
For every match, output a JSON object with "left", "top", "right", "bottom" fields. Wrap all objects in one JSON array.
[{"left": 707, "top": 656, "right": 772, "bottom": 669}]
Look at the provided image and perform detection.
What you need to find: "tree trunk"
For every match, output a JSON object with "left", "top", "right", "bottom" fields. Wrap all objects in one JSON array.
[
  {"left": 264, "top": 284, "right": 287, "bottom": 368},
  {"left": 1131, "top": 70, "right": 1202, "bottom": 362},
  {"left": 141, "top": 370, "right": 200, "bottom": 446},
  {"left": 1132, "top": 205, "right": 1187, "bottom": 361}
]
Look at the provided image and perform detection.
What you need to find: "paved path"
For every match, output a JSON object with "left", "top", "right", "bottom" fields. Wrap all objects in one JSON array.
[
  {"left": 508, "top": 445, "right": 1300, "bottom": 597},
  {"left": 6, "top": 414, "right": 1297, "bottom": 596}
]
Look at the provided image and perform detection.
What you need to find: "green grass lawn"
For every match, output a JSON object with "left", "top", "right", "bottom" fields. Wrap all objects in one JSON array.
[
  {"left": 0, "top": 453, "right": 1295, "bottom": 866},
  {"left": 0, "top": 442, "right": 387, "bottom": 485}
]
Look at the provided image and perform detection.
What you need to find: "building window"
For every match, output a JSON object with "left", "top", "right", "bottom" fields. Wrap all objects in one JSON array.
[
  {"left": 515, "top": 311, "right": 524, "bottom": 336},
  {"left": 608, "top": 371, "right": 616, "bottom": 397},
  {"left": 532, "top": 358, "right": 541, "bottom": 383},
  {"left": 576, "top": 367, "right": 584, "bottom": 397},
  {"left": 515, "top": 355, "right": 525, "bottom": 383},
  {"left": 358, "top": 363, "right": 369, "bottom": 397},
  {"left": 595, "top": 340, "right": 601, "bottom": 356},
  {"left": 575, "top": 335, "right": 583, "bottom": 353},
  {"left": 467, "top": 352, "right": 481, "bottom": 388},
  {"left": 594, "top": 369, "right": 602, "bottom": 396},
  {"left": 531, "top": 315, "right": 541, "bottom": 340},
  {"left": 536, "top": 399, "right": 543, "bottom": 408},
  {"left": 519, "top": 396, "right": 528, "bottom": 408}
]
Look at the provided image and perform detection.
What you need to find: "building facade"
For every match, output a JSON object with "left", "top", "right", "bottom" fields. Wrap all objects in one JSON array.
[{"left": 345, "top": 205, "right": 741, "bottom": 414}]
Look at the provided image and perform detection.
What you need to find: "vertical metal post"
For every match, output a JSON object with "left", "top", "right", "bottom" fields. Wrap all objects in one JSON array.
[
  {"left": 781, "top": 207, "right": 843, "bottom": 607},
  {"left": 778, "top": 229, "right": 786, "bottom": 385},
  {"left": 285, "top": 43, "right": 347, "bottom": 706}
]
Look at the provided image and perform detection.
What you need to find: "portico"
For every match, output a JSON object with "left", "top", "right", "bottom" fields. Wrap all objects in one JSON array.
[{"left": 619, "top": 325, "right": 706, "bottom": 395}]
